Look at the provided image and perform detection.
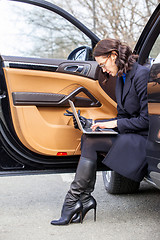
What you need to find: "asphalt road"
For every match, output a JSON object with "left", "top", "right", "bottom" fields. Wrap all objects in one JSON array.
[{"left": 0, "top": 172, "right": 159, "bottom": 240}]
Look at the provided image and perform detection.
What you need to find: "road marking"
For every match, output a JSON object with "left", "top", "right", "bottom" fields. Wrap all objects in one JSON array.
[
  {"left": 60, "top": 172, "right": 102, "bottom": 183},
  {"left": 60, "top": 173, "right": 75, "bottom": 183}
]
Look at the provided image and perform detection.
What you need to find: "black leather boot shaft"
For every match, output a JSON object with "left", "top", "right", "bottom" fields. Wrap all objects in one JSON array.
[{"left": 70, "top": 157, "right": 97, "bottom": 197}]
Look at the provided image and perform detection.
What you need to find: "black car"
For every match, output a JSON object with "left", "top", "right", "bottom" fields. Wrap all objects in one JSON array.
[{"left": 0, "top": 0, "right": 160, "bottom": 194}]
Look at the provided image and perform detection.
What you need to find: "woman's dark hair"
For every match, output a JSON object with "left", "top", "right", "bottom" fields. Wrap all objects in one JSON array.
[{"left": 93, "top": 38, "right": 138, "bottom": 77}]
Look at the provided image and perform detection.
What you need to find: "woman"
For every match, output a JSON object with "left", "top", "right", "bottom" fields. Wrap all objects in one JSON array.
[{"left": 51, "top": 38, "right": 149, "bottom": 225}]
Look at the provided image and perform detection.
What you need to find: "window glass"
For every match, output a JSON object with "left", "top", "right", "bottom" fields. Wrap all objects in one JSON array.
[
  {"left": 150, "top": 34, "right": 160, "bottom": 59},
  {"left": 49, "top": 0, "right": 158, "bottom": 51},
  {"left": 0, "top": 0, "right": 92, "bottom": 59}
]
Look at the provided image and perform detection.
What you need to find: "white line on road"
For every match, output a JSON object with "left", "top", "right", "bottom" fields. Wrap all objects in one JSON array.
[{"left": 60, "top": 173, "right": 75, "bottom": 183}]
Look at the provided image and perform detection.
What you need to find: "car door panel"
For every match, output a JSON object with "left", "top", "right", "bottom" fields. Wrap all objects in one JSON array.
[
  {"left": 2, "top": 59, "right": 117, "bottom": 156},
  {"left": 0, "top": 0, "right": 116, "bottom": 171}
]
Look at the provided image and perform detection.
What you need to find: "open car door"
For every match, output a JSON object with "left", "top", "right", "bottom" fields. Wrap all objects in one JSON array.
[{"left": 0, "top": 0, "right": 117, "bottom": 173}]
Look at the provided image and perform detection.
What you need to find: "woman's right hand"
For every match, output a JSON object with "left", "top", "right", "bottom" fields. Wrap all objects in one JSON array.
[{"left": 91, "top": 120, "right": 117, "bottom": 131}]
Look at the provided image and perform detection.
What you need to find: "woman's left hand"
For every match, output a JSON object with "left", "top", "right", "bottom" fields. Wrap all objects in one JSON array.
[{"left": 91, "top": 120, "right": 117, "bottom": 131}]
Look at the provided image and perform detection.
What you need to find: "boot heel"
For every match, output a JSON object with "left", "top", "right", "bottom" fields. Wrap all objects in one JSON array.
[
  {"left": 94, "top": 207, "right": 97, "bottom": 222},
  {"left": 80, "top": 212, "right": 83, "bottom": 224},
  {"left": 71, "top": 195, "right": 97, "bottom": 223}
]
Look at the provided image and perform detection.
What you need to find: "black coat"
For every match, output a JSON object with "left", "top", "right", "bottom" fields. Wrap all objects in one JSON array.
[{"left": 102, "top": 63, "right": 150, "bottom": 182}]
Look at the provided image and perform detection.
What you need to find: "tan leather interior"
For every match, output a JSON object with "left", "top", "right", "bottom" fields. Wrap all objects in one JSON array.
[
  {"left": 148, "top": 82, "right": 160, "bottom": 115},
  {"left": 148, "top": 82, "right": 160, "bottom": 94},
  {"left": 3, "top": 67, "right": 117, "bottom": 156},
  {"left": 148, "top": 103, "right": 160, "bottom": 115}
]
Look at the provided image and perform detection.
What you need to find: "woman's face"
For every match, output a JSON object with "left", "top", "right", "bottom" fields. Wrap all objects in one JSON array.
[{"left": 95, "top": 53, "right": 118, "bottom": 77}]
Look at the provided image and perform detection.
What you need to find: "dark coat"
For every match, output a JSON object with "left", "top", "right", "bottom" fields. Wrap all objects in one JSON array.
[{"left": 102, "top": 62, "right": 150, "bottom": 182}]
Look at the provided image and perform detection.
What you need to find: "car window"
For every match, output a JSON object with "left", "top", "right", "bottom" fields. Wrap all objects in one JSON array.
[
  {"left": 149, "top": 34, "right": 160, "bottom": 59},
  {"left": 0, "top": 1, "right": 92, "bottom": 59}
]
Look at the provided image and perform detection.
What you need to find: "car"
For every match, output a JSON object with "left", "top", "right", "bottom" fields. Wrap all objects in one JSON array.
[{"left": 0, "top": 0, "right": 160, "bottom": 194}]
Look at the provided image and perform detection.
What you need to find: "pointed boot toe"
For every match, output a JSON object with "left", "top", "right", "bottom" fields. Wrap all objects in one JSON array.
[
  {"left": 51, "top": 199, "right": 83, "bottom": 226},
  {"left": 51, "top": 217, "right": 69, "bottom": 226}
]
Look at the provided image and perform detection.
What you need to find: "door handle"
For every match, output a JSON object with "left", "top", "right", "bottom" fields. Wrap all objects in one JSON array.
[{"left": 64, "top": 65, "right": 84, "bottom": 73}]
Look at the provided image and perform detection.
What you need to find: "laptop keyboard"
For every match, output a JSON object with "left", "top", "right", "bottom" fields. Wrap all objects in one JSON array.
[{"left": 84, "top": 127, "right": 102, "bottom": 132}]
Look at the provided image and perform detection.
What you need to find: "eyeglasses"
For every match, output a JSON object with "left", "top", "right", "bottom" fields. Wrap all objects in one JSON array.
[
  {"left": 99, "top": 58, "right": 109, "bottom": 68},
  {"left": 99, "top": 55, "right": 110, "bottom": 68},
  {"left": 99, "top": 52, "right": 118, "bottom": 68}
]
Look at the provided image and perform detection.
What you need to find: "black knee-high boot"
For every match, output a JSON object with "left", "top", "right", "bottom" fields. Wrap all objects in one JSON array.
[
  {"left": 51, "top": 157, "right": 97, "bottom": 225},
  {"left": 71, "top": 159, "right": 97, "bottom": 223}
]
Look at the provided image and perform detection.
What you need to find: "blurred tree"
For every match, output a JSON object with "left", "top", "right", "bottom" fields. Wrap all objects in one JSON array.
[
  {"left": 58, "top": 0, "right": 159, "bottom": 48},
  {"left": 13, "top": 0, "right": 159, "bottom": 58}
]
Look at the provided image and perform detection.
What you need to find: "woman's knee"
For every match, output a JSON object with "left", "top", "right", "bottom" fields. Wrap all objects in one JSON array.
[{"left": 81, "top": 134, "right": 95, "bottom": 148}]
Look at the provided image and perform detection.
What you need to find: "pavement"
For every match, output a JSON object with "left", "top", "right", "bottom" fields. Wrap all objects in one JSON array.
[{"left": 0, "top": 172, "right": 160, "bottom": 240}]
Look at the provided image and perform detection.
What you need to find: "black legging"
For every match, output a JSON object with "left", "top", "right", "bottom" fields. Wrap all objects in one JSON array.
[{"left": 80, "top": 134, "right": 117, "bottom": 162}]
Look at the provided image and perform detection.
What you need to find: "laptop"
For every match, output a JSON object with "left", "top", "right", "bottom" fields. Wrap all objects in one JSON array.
[{"left": 69, "top": 100, "right": 118, "bottom": 135}]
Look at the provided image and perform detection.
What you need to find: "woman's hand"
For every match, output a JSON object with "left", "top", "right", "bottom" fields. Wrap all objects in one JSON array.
[{"left": 91, "top": 120, "right": 117, "bottom": 131}]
